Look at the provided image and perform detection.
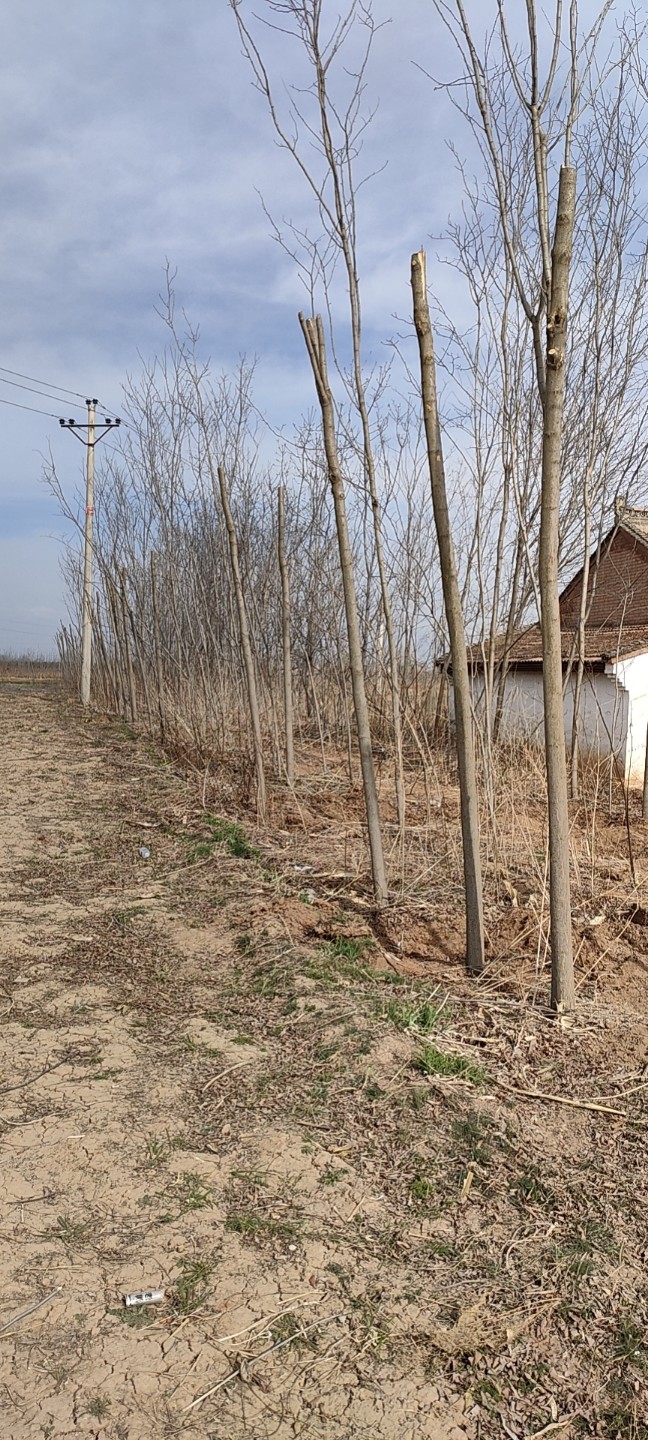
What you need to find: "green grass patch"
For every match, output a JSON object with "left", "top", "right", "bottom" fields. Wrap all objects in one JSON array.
[
  {"left": 451, "top": 1110, "right": 493, "bottom": 1164},
  {"left": 174, "top": 1172, "right": 214, "bottom": 1212},
  {"left": 414, "top": 1045, "right": 484, "bottom": 1085},
  {"left": 512, "top": 1163, "right": 555, "bottom": 1208},
  {"left": 110, "top": 1304, "right": 156, "bottom": 1329},
  {"left": 225, "top": 1212, "right": 299, "bottom": 1243},
  {"left": 171, "top": 1254, "right": 217, "bottom": 1316},
  {"left": 204, "top": 815, "right": 257, "bottom": 859},
  {"left": 328, "top": 935, "right": 374, "bottom": 963},
  {"left": 384, "top": 996, "right": 449, "bottom": 1034}
]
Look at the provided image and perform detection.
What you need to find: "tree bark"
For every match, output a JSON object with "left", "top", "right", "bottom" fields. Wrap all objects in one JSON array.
[
  {"left": 299, "top": 311, "right": 388, "bottom": 904},
  {"left": 150, "top": 552, "right": 166, "bottom": 744},
  {"left": 277, "top": 486, "right": 295, "bottom": 786},
  {"left": 411, "top": 249, "right": 485, "bottom": 976},
  {"left": 539, "top": 166, "right": 577, "bottom": 1012},
  {"left": 217, "top": 464, "right": 267, "bottom": 825},
  {"left": 120, "top": 570, "right": 138, "bottom": 726}
]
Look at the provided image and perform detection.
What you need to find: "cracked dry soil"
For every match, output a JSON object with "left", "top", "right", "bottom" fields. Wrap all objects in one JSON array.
[{"left": 0, "top": 681, "right": 472, "bottom": 1439}]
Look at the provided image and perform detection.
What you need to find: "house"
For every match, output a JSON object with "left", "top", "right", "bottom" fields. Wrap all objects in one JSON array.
[{"left": 467, "top": 500, "right": 648, "bottom": 786}]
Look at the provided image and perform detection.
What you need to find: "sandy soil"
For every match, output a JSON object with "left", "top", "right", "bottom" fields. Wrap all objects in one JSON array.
[{"left": 1, "top": 678, "right": 647, "bottom": 1439}]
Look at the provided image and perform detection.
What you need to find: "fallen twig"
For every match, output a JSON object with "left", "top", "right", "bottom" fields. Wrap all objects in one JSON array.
[
  {"left": 0, "top": 1288, "right": 61, "bottom": 1334},
  {"left": 0, "top": 1060, "right": 66, "bottom": 1096},
  {"left": 182, "top": 1310, "right": 347, "bottom": 1413},
  {"left": 497, "top": 1080, "right": 626, "bottom": 1117},
  {"left": 211, "top": 1293, "right": 316, "bottom": 1345},
  {"left": 201, "top": 1059, "right": 255, "bottom": 1095}
]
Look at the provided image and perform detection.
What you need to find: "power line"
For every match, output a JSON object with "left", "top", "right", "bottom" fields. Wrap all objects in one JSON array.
[
  {"left": 0, "top": 395, "right": 59, "bottom": 418},
  {"left": 0, "top": 365, "right": 88, "bottom": 400},
  {"left": 0, "top": 376, "right": 86, "bottom": 409}
]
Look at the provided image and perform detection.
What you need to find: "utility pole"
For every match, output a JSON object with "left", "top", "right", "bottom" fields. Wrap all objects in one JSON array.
[{"left": 59, "top": 401, "right": 121, "bottom": 707}]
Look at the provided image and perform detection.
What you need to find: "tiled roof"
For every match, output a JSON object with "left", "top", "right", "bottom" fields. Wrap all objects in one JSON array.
[
  {"left": 467, "top": 623, "right": 648, "bottom": 668},
  {"left": 618, "top": 504, "right": 648, "bottom": 546}
]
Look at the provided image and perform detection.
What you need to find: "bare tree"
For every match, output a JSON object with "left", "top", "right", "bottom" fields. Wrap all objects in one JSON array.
[
  {"left": 411, "top": 249, "right": 485, "bottom": 976},
  {"left": 300, "top": 311, "right": 388, "bottom": 903},
  {"left": 231, "top": 0, "right": 406, "bottom": 845},
  {"left": 427, "top": 0, "right": 626, "bottom": 1008},
  {"left": 277, "top": 485, "right": 295, "bottom": 786}
]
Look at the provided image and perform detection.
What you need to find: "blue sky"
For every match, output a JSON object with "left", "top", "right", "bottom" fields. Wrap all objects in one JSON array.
[
  {"left": 0, "top": 0, "right": 470, "bottom": 654},
  {"left": 0, "top": 0, "right": 608, "bottom": 654}
]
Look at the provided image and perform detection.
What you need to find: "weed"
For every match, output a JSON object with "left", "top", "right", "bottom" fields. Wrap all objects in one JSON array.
[
  {"left": 321, "top": 1166, "right": 348, "bottom": 1186},
  {"left": 512, "top": 1164, "right": 555, "bottom": 1208},
  {"left": 414, "top": 1045, "right": 484, "bottom": 1086},
  {"left": 145, "top": 1136, "right": 169, "bottom": 1167},
  {"left": 231, "top": 1168, "right": 268, "bottom": 1188},
  {"left": 613, "top": 1316, "right": 648, "bottom": 1372},
  {"left": 110, "top": 906, "right": 145, "bottom": 932},
  {"left": 403, "top": 1086, "right": 429, "bottom": 1112},
  {"left": 410, "top": 1175, "right": 434, "bottom": 1202},
  {"left": 175, "top": 1173, "right": 214, "bottom": 1212},
  {"left": 250, "top": 958, "right": 293, "bottom": 999},
  {"left": 452, "top": 1111, "right": 493, "bottom": 1165},
  {"left": 172, "top": 1254, "right": 217, "bottom": 1316},
  {"left": 558, "top": 1220, "right": 617, "bottom": 1280},
  {"left": 225, "top": 1212, "right": 298, "bottom": 1244},
  {"left": 426, "top": 1239, "right": 454, "bottom": 1257},
  {"left": 314, "top": 1041, "right": 339, "bottom": 1062},
  {"left": 204, "top": 815, "right": 257, "bottom": 859},
  {"left": 111, "top": 1304, "right": 155, "bottom": 1329},
  {"left": 88, "top": 1396, "right": 111, "bottom": 1419},
  {"left": 51, "top": 1215, "right": 91, "bottom": 1246},
  {"left": 600, "top": 1377, "right": 648, "bottom": 1439},
  {"left": 326, "top": 1260, "right": 350, "bottom": 1281},
  {"left": 351, "top": 1291, "right": 391, "bottom": 1352},
  {"left": 180, "top": 1035, "right": 201, "bottom": 1053},
  {"left": 328, "top": 935, "right": 373, "bottom": 963},
  {"left": 385, "top": 997, "right": 448, "bottom": 1034},
  {"left": 269, "top": 1312, "right": 314, "bottom": 1348}
]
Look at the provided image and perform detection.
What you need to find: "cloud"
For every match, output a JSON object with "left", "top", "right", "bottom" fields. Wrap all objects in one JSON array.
[{"left": 0, "top": 0, "right": 548, "bottom": 637}]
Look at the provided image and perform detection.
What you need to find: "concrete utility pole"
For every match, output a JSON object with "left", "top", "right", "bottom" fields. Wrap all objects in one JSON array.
[{"left": 59, "top": 401, "right": 121, "bottom": 707}]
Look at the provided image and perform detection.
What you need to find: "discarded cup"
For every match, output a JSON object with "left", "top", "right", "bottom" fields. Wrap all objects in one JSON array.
[
  {"left": 138, "top": 846, "right": 151, "bottom": 860},
  {"left": 123, "top": 1289, "right": 165, "bottom": 1308}
]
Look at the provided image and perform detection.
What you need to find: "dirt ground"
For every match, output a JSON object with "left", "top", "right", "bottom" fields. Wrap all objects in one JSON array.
[{"left": 1, "top": 676, "right": 648, "bottom": 1440}]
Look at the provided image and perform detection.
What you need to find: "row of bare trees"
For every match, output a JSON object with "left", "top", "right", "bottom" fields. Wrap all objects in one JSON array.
[{"left": 51, "top": 0, "right": 648, "bottom": 1013}]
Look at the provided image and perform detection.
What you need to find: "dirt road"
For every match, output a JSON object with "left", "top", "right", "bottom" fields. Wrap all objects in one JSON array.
[{"left": 1, "top": 680, "right": 647, "bottom": 1439}]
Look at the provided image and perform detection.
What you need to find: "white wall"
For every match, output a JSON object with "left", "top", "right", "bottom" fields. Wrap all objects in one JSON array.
[
  {"left": 453, "top": 666, "right": 634, "bottom": 780},
  {"left": 610, "top": 652, "right": 648, "bottom": 784}
]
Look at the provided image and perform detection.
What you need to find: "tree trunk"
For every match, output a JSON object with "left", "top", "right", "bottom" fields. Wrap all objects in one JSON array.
[
  {"left": 277, "top": 486, "right": 295, "bottom": 786},
  {"left": 299, "top": 311, "right": 388, "bottom": 904},
  {"left": 411, "top": 249, "right": 485, "bottom": 976},
  {"left": 539, "top": 166, "right": 577, "bottom": 1012},
  {"left": 150, "top": 552, "right": 166, "bottom": 744},
  {"left": 217, "top": 465, "right": 267, "bottom": 825},
  {"left": 120, "top": 571, "right": 138, "bottom": 726}
]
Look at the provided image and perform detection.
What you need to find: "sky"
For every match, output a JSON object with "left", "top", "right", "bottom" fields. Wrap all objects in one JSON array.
[{"left": 0, "top": 0, "right": 608, "bottom": 654}]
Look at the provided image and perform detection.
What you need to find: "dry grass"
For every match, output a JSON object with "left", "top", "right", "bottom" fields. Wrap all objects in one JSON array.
[{"left": 1, "top": 668, "right": 647, "bottom": 1437}]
